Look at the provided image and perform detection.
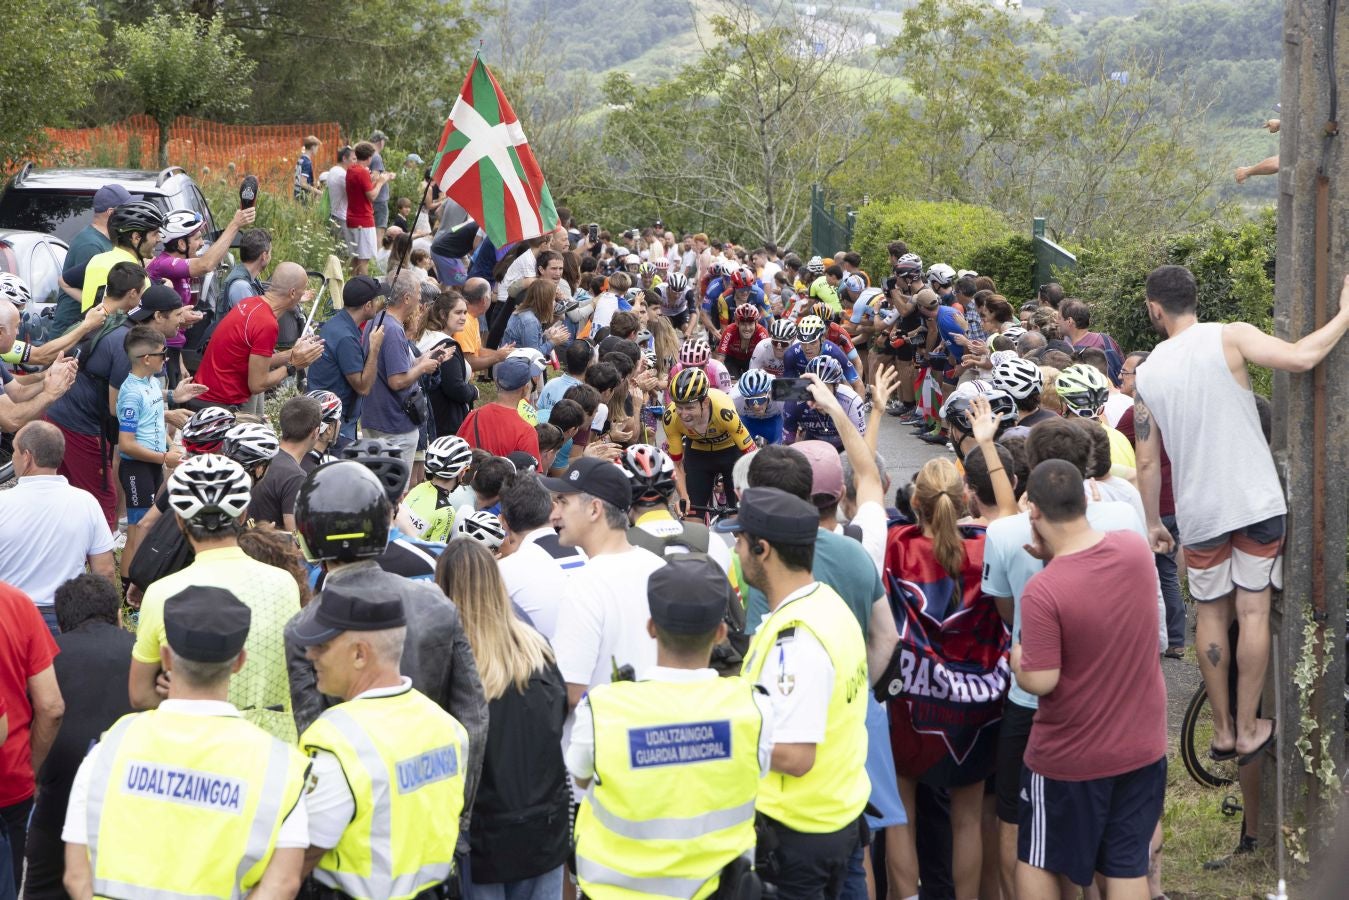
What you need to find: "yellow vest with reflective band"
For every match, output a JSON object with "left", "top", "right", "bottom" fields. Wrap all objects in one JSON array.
[
  {"left": 300, "top": 686, "right": 468, "bottom": 900},
  {"left": 576, "top": 677, "right": 763, "bottom": 900},
  {"left": 741, "top": 583, "right": 869, "bottom": 833},
  {"left": 83, "top": 709, "right": 309, "bottom": 900}
]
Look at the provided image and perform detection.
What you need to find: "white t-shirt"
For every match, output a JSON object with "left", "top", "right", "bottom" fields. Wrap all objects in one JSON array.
[
  {"left": 1104, "top": 391, "right": 1133, "bottom": 427},
  {"left": 838, "top": 500, "right": 887, "bottom": 575},
  {"left": 1091, "top": 476, "right": 1147, "bottom": 532},
  {"left": 553, "top": 546, "right": 667, "bottom": 689},
  {"left": 566, "top": 666, "right": 774, "bottom": 782},
  {"left": 498, "top": 249, "right": 537, "bottom": 304},
  {"left": 591, "top": 292, "right": 620, "bottom": 330},
  {"left": 497, "top": 526, "right": 573, "bottom": 640},
  {"left": 750, "top": 583, "right": 835, "bottom": 744},
  {"left": 326, "top": 166, "right": 348, "bottom": 221},
  {"left": 63, "top": 700, "right": 309, "bottom": 848},
  {"left": 0, "top": 474, "right": 115, "bottom": 606}
]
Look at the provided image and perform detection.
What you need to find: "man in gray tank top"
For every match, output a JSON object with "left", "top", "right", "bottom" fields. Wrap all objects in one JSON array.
[{"left": 1133, "top": 264, "right": 1349, "bottom": 769}]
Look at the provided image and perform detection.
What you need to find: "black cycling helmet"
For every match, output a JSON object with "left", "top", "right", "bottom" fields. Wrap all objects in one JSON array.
[
  {"left": 109, "top": 200, "right": 166, "bottom": 236},
  {"left": 337, "top": 438, "right": 409, "bottom": 504},
  {"left": 294, "top": 461, "right": 391, "bottom": 563}
]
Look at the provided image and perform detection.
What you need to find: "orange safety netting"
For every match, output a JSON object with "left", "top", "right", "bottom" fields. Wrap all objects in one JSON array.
[{"left": 43, "top": 115, "right": 344, "bottom": 195}]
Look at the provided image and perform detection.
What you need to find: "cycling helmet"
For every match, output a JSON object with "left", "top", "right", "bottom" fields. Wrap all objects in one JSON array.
[
  {"left": 712, "top": 260, "right": 734, "bottom": 278},
  {"left": 161, "top": 208, "right": 205, "bottom": 242},
  {"left": 295, "top": 460, "right": 391, "bottom": 563},
  {"left": 796, "top": 315, "right": 826, "bottom": 343},
  {"left": 734, "top": 304, "right": 761, "bottom": 323},
  {"left": 894, "top": 253, "right": 924, "bottom": 277},
  {"left": 729, "top": 268, "right": 755, "bottom": 291},
  {"left": 622, "top": 443, "right": 677, "bottom": 504},
  {"left": 166, "top": 454, "right": 252, "bottom": 528},
  {"left": 641, "top": 348, "right": 658, "bottom": 370},
  {"left": 304, "top": 389, "right": 344, "bottom": 425},
  {"left": 337, "top": 438, "right": 409, "bottom": 504},
  {"left": 678, "top": 338, "right": 711, "bottom": 367},
  {"left": 508, "top": 346, "right": 548, "bottom": 375},
  {"left": 180, "top": 406, "right": 237, "bottom": 454},
  {"left": 769, "top": 319, "right": 797, "bottom": 342},
  {"left": 652, "top": 256, "right": 670, "bottom": 271},
  {"left": 805, "top": 354, "right": 844, "bottom": 385},
  {"left": 840, "top": 273, "right": 865, "bottom": 295},
  {"left": 635, "top": 328, "right": 652, "bottom": 346},
  {"left": 666, "top": 272, "right": 689, "bottom": 293},
  {"left": 109, "top": 200, "right": 166, "bottom": 236},
  {"left": 1055, "top": 364, "right": 1110, "bottom": 417},
  {"left": 809, "top": 301, "right": 835, "bottom": 323},
  {"left": 425, "top": 435, "right": 474, "bottom": 479},
  {"left": 992, "top": 356, "right": 1044, "bottom": 400},
  {"left": 927, "top": 263, "right": 956, "bottom": 288},
  {"left": 0, "top": 273, "right": 31, "bottom": 309},
  {"left": 639, "top": 262, "right": 654, "bottom": 276},
  {"left": 737, "top": 369, "right": 773, "bottom": 400},
  {"left": 943, "top": 389, "right": 1018, "bottom": 437},
  {"left": 671, "top": 367, "right": 710, "bottom": 403},
  {"left": 805, "top": 256, "right": 826, "bottom": 277},
  {"left": 221, "top": 422, "right": 280, "bottom": 468},
  {"left": 1002, "top": 324, "right": 1027, "bottom": 344},
  {"left": 455, "top": 508, "right": 507, "bottom": 551}
]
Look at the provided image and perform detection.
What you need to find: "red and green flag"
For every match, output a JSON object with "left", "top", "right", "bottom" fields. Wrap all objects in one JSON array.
[{"left": 430, "top": 53, "right": 558, "bottom": 248}]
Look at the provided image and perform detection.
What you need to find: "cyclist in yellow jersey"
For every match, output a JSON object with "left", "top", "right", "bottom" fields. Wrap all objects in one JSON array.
[
  {"left": 66, "top": 201, "right": 161, "bottom": 314},
  {"left": 128, "top": 455, "right": 302, "bottom": 742},
  {"left": 400, "top": 434, "right": 474, "bottom": 542},
  {"left": 664, "top": 367, "right": 754, "bottom": 518}
]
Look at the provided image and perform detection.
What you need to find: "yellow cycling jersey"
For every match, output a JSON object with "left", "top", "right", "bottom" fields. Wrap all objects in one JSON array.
[{"left": 662, "top": 388, "right": 754, "bottom": 459}]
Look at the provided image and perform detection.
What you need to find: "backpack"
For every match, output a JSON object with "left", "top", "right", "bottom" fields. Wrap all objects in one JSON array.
[{"left": 128, "top": 508, "right": 195, "bottom": 590}]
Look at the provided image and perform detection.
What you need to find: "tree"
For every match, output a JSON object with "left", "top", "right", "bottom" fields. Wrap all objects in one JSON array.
[
  {"left": 0, "top": 0, "right": 105, "bottom": 172},
  {"left": 116, "top": 13, "right": 256, "bottom": 166}
]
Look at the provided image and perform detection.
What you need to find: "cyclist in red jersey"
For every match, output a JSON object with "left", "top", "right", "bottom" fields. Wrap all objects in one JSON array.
[{"left": 713, "top": 305, "right": 769, "bottom": 378}]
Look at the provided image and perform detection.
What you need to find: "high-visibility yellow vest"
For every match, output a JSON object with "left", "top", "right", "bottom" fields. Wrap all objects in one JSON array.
[
  {"left": 83, "top": 709, "right": 309, "bottom": 900},
  {"left": 742, "top": 583, "right": 870, "bottom": 833},
  {"left": 300, "top": 686, "right": 468, "bottom": 900},
  {"left": 575, "top": 677, "right": 763, "bottom": 900}
]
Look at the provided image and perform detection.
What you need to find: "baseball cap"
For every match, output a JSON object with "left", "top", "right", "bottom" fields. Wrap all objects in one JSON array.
[
  {"left": 289, "top": 589, "right": 407, "bottom": 647},
  {"left": 128, "top": 283, "right": 185, "bottom": 321},
  {"left": 714, "top": 487, "right": 819, "bottom": 544},
  {"left": 506, "top": 450, "right": 539, "bottom": 473},
  {"left": 370, "top": 130, "right": 389, "bottom": 143},
  {"left": 493, "top": 356, "right": 533, "bottom": 391},
  {"left": 92, "top": 184, "right": 136, "bottom": 213},
  {"left": 163, "top": 586, "right": 250, "bottom": 663},
  {"left": 343, "top": 275, "right": 389, "bottom": 307},
  {"left": 406, "top": 153, "right": 424, "bottom": 165},
  {"left": 541, "top": 456, "right": 635, "bottom": 512},
  {"left": 648, "top": 555, "right": 730, "bottom": 635},
  {"left": 791, "top": 440, "right": 844, "bottom": 506}
]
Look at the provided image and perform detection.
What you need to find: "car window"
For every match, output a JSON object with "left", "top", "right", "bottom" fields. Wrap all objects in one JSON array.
[
  {"left": 0, "top": 191, "right": 94, "bottom": 244},
  {"left": 190, "top": 185, "right": 215, "bottom": 233},
  {"left": 27, "top": 239, "right": 64, "bottom": 307}
]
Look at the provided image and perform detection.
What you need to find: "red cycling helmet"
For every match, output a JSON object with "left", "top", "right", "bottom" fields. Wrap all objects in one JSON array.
[
  {"left": 734, "top": 304, "right": 761, "bottom": 323},
  {"left": 729, "top": 268, "right": 756, "bottom": 291}
]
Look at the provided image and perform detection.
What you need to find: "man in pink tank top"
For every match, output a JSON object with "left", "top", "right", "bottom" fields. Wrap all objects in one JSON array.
[{"left": 1133, "top": 264, "right": 1349, "bottom": 774}]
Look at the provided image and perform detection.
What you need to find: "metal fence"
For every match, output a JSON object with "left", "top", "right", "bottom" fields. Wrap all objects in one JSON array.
[
  {"left": 810, "top": 184, "right": 854, "bottom": 259},
  {"left": 1032, "top": 217, "right": 1077, "bottom": 289}
]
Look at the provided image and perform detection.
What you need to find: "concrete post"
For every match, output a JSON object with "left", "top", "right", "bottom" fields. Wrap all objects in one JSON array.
[{"left": 1271, "top": 0, "right": 1347, "bottom": 853}]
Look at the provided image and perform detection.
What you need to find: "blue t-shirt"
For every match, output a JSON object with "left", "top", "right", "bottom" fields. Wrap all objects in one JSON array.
[
  {"left": 308, "top": 310, "right": 366, "bottom": 423},
  {"left": 745, "top": 528, "right": 883, "bottom": 637},
  {"left": 117, "top": 372, "right": 166, "bottom": 458},
  {"left": 981, "top": 501, "right": 1145, "bottom": 710},
  {"left": 537, "top": 373, "right": 581, "bottom": 415},
  {"left": 781, "top": 340, "right": 859, "bottom": 381},
  {"left": 46, "top": 323, "right": 132, "bottom": 436},
  {"left": 361, "top": 315, "right": 415, "bottom": 434},
  {"left": 935, "top": 305, "right": 967, "bottom": 363}
]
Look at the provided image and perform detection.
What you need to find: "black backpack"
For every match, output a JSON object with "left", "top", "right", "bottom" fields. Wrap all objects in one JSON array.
[{"left": 128, "top": 510, "right": 194, "bottom": 590}]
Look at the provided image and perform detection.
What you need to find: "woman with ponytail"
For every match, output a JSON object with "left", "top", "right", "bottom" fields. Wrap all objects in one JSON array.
[{"left": 881, "top": 455, "right": 1009, "bottom": 900}]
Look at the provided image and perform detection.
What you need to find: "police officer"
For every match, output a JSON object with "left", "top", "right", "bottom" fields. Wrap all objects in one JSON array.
[
  {"left": 293, "top": 589, "right": 469, "bottom": 900},
  {"left": 568, "top": 555, "right": 774, "bottom": 900},
  {"left": 718, "top": 487, "right": 871, "bottom": 900},
  {"left": 61, "top": 587, "right": 311, "bottom": 900}
]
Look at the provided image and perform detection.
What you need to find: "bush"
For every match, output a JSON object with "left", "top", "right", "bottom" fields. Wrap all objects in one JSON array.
[
  {"left": 853, "top": 198, "right": 1015, "bottom": 282},
  {"left": 966, "top": 235, "right": 1036, "bottom": 304}
]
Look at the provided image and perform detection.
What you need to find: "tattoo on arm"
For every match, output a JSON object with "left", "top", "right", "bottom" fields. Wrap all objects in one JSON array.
[
  {"left": 1134, "top": 400, "right": 1152, "bottom": 442},
  {"left": 1206, "top": 642, "right": 1222, "bottom": 667}
]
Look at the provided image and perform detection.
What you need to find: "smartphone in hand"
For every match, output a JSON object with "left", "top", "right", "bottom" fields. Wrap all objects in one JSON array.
[{"left": 771, "top": 378, "right": 813, "bottom": 403}]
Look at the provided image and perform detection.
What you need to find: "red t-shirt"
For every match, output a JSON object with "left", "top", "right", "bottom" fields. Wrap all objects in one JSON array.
[
  {"left": 197, "top": 296, "right": 280, "bottom": 406},
  {"left": 0, "top": 583, "right": 59, "bottom": 805},
  {"left": 1020, "top": 531, "right": 1167, "bottom": 781},
  {"left": 717, "top": 323, "right": 768, "bottom": 362},
  {"left": 346, "top": 164, "right": 375, "bottom": 228},
  {"left": 457, "top": 402, "right": 542, "bottom": 464},
  {"left": 1116, "top": 406, "right": 1175, "bottom": 517}
]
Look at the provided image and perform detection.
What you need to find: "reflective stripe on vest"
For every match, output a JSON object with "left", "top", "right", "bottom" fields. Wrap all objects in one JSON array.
[
  {"left": 84, "top": 711, "right": 306, "bottom": 900},
  {"left": 301, "top": 689, "right": 467, "bottom": 900},
  {"left": 742, "top": 583, "right": 870, "bottom": 833},
  {"left": 575, "top": 678, "right": 762, "bottom": 900}
]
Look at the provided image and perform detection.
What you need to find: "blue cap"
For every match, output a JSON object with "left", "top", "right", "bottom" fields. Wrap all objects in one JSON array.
[{"left": 93, "top": 184, "right": 136, "bottom": 213}]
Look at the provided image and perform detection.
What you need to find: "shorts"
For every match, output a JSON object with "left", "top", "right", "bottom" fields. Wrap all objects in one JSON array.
[
  {"left": 373, "top": 199, "right": 389, "bottom": 229},
  {"left": 1184, "top": 514, "right": 1285, "bottom": 601},
  {"left": 995, "top": 701, "right": 1035, "bottom": 823},
  {"left": 119, "top": 457, "right": 164, "bottom": 522},
  {"left": 1018, "top": 756, "right": 1166, "bottom": 887},
  {"left": 351, "top": 226, "right": 377, "bottom": 260},
  {"left": 330, "top": 217, "right": 355, "bottom": 255}
]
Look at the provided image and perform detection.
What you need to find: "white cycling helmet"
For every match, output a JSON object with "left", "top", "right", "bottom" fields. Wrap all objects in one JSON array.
[
  {"left": 425, "top": 435, "right": 474, "bottom": 479},
  {"left": 161, "top": 208, "right": 205, "bottom": 242},
  {"left": 1002, "top": 324, "right": 1027, "bottom": 344},
  {"left": 0, "top": 273, "right": 31, "bottom": 309},
  {"left": 927, "top": 263, "right": 957, "bottom": 287},
  {"left": 221, "top": 422, "right": 280, "bottom": 468},
  {"left": 166, "top": 454, "right": 253, "bottom": 526},
  {"left": 992, "top": 356, "right": 1044, "bottom": 400},
  {"left": 769, "top": 319, "right": 798, "bottom": 342},
  {"left": 678, "top": 338, "right": 711, "bottom": 367},
  {"left": 652, "top": 256, "right": 670, "bottom": 271},
  {"left": 454, "top": 507, "right": 506, "bottom": 550},
  {"left": 508, "top": 346, "right": 548, "bottom": 375},
  {"left": 666, "top": 272, "right": 689, "bottom": 293}
]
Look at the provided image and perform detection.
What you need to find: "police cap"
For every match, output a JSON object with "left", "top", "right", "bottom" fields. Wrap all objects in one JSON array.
[{"left": 163, "top": 586, "right": 251, "bottom": 663}]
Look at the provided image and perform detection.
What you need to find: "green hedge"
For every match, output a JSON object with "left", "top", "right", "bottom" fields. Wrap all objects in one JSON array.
[
  {"left": 967, "top": 235, "right": 1036, "bottom": 304},
  {"left": 853, "top": 199, "right": 1015, "bottom": 284}
]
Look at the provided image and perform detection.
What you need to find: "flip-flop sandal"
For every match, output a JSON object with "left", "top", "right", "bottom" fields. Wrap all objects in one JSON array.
[
  {"left": 1237, "top": 719, "right": 1277, "bottom": 767},
  {"left": 1208, "top": 744, "right": 1238, "bottom": 762}
]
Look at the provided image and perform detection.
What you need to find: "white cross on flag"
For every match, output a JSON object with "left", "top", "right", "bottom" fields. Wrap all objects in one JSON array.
[{"left": 430, "top": 54, "right": 559, "bottom": 248}]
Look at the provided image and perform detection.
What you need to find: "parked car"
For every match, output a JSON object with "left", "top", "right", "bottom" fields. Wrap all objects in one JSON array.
[
  {"left": 0, "top": 164, "right": 230, "bottom": 314},
  {"left": 0, "top": 229, "right": 68, "bottom": 342}
]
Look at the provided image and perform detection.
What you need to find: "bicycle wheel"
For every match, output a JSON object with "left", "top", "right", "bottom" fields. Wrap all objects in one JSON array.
[{"left": 1180, "top": 685, "right": 1238, "bottom": 788}]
